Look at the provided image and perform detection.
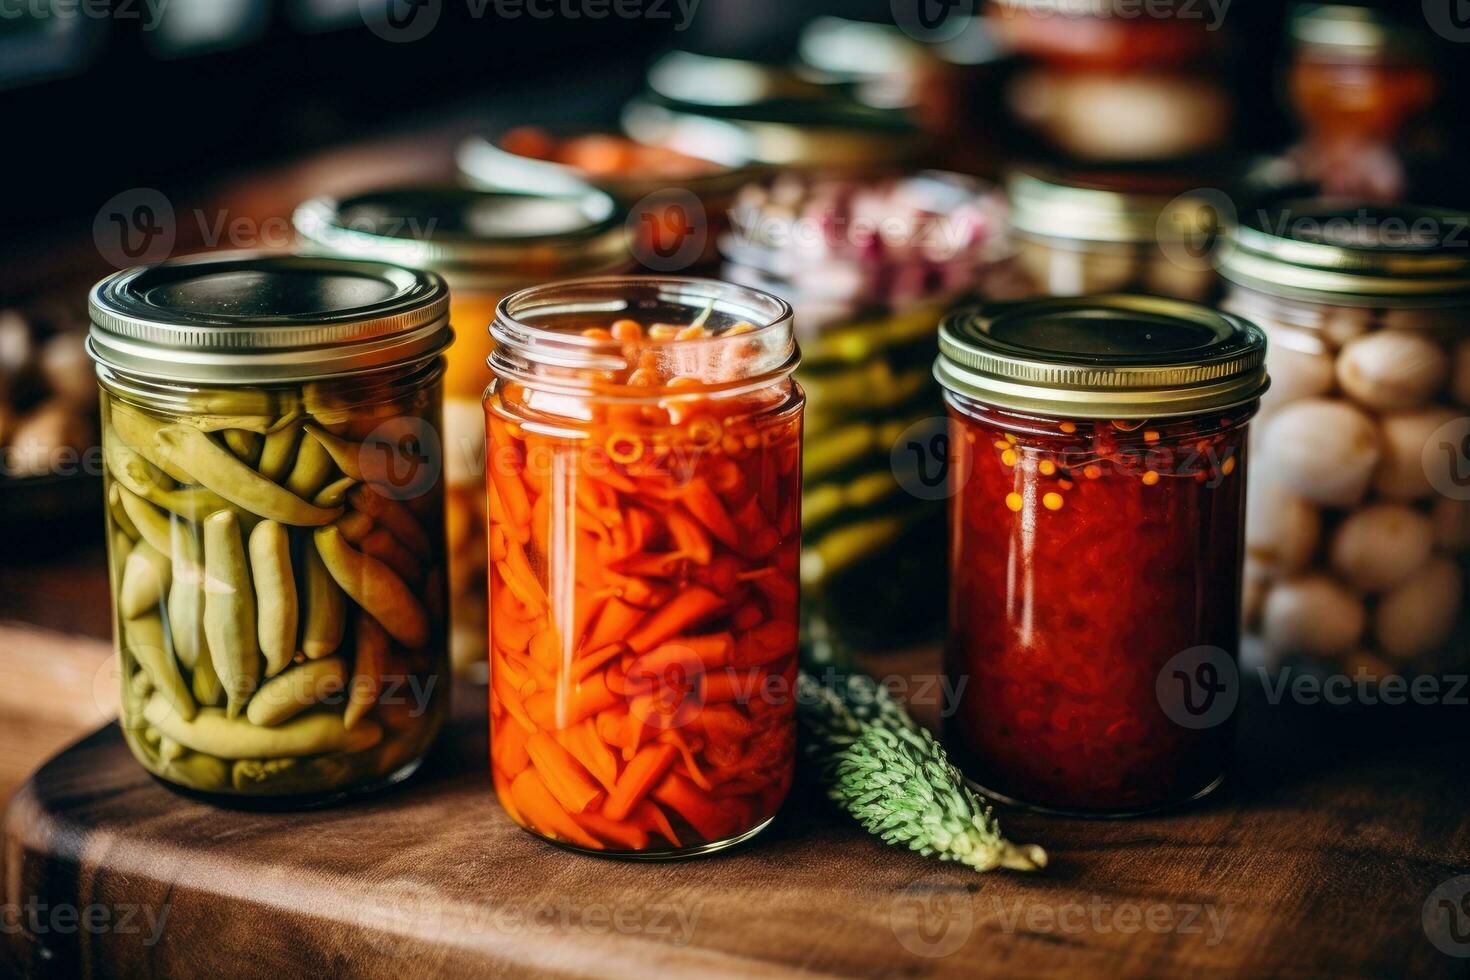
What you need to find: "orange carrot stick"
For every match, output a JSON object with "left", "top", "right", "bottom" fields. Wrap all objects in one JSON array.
[
  {"left": 626, "top": 587, "right": 723, "bottom": 653},
  {"left": 555, "top": 718, "right": 620, "bottom": 793},
  {"left": 658, "top": 729, "right": 712, "bottom": 791},
  {"left": 585, "top": 598, "right": 646, "bottom": 652},
  {"left": 572, "top": 810, "right": 649, "bottom": 851},
  {"left": 665, "top": 509, "right": 712, "bottom": 565},
  {"left": 651, "top": 771, "right": 731, "bottom": 841},
  {"left": 526, "top": 732, "right": 604, "bottom": 813},
  {"left": 602, "top": 743, "right": 677, "bottom": 821},
  {"left": 489, "top": 448, "right": 532, "bottom": 529},
  {"left": 703, "top": 667, "right": 766, "bottom": 704},
  {"left": 492, "top": 717, "right": 531, "bottom": 777},
  {"left": 631, "top": 800, "right": 681, "bottom": 848},
  {"left": 527, "top": 672, "right": 620, "bottom": 730},
  {"left": 570, "top": 643, "right": 626, "bottom": 683},
  {"left": 680, "top": 479, "right": 741, "bottom": 550},
  {"left": 492, "top": 665, "right": 538, "bottom": 733},
  {"left": 508, "top": 769, "right": 603, "bottom": 849},
  {"left": 733, "top": 620, "right": 799, "bottom": 666}
]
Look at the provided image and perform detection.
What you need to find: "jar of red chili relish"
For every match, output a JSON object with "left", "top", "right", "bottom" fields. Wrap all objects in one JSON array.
[
  {"left": 485, "top": 277, "right": 803, "bottom": 856},
  {"left": 935, "top": 295, "right": 1268, "bottom": 815}
]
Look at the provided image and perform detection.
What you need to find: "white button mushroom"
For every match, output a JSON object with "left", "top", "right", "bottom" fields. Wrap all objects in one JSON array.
[
  {"left": 1259, "top": 398, "right": 1380, "bottom": 507},
  {"left": 1374, "top": 558, "right": 1463, "bottom": 664},
  {"left": 1259, "top": 340, "right": 1335, "bottom": 417},
  {"left": 1262, "top": 574, "right": 1366, "bottom": 658},
  {"left": 1328, "top": 503, "right": 1434, "bottom": 592},
  {"left": 1373, "top": 406, "right": 1463, "bottom": 501},
  {"left": 1246, "top": 472, "right": 1321, "bottom": 573},
  {"left": 1451, "top": 340, "right": 1470, "bottom": 408},
  {"left": 1335, "top": 330, "right": 1449, "bottom": 411},
  {"left": 1317, "top": 305, "right": 1371, "bottom": 348},
  {"left": 1432, "top": 496, "right": 1470, "bottom": 552}
]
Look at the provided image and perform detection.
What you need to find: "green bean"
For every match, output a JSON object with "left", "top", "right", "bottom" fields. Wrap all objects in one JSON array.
[
  {"left": 163, "top": 752, "right": 231, "bottom": 790},
  {"left": 801, "top": 514, "right": 909, "bottom": 587},
  {"left": 109, "top": 531, "right": 132, "bottom": 593},
  {"left": 336, "top": 511, "right": 421, "bottom": 583},
  {"left": 314, "top": 526, "right": 429, "bottom": 649},
  {"left": 191, "top": 644, "right": 224, "bottom": 707},
  {"left": 245, "top": 657, "right": 347, "bottom": 727},
  {"left": 109, "top": 483, "right": 140, "bottom": 540},
  {"left": 117, "top": 485, "right": 173, "bottom": 556},
  {"left": 168, "top": 520, "right": 208, "bottom": 672},
  {"left": 313, "top": 476, "right": 358, "bottom": 508},
  {"left": 154, "top": 424, "right": 343, "bottom": 526},
  {"left": 187, "top": 390, "right": 278, "bottom": 417},
  {"left": 247, "top": 520, "right": 298, "bottom": 677},
  {"left": 300, "top": 535, "right": 346, "bottom": 659},
  {"left": 110, "top": 402, "right": 195, "bottom": 484},
  {"left": 232, "top": 756, "right": 351, "bottom": 793},
  {"left": 203, "top": 511, "right": 261, "bottom": 718},
  {"left": 348, "top": 485, "right": 429, "bottom": 557},
  {"left": 158, "top": 735, "right": 185, "bottom": 765},
  {"left": 143, "top": 694, "right": 383, "bottom": 759},
  {"left": 285, "top": 432, "right": 335, "bottom": 500},
  {"left": 129, "top": 667, "right": 153, "bottom": 700},
  {"left": 303, "top": 424, "right": 364, "bottom": 482},
  {"left": 346, "top": 615, "right": 388, "bottom": 730},
  {"left": 120, "top": 540, "right": 172, "bottom": 619},
  {"left": 222, "top": 429, "right": 263, "bottom": 466},
  {"left": 184, "top": 415, "right": 274, "bottom": 434},
  {"left": 804, "top": 422, "right": 879, "bottom": 482},
  {"left": 257, "top": 418, "right": 303, "bottom": 482},
  {"left": 123, "top": 613, "right": 196, "bottom": 721},
  {"left": 104, "top": 431, "right": 172, "bottom": 497}
]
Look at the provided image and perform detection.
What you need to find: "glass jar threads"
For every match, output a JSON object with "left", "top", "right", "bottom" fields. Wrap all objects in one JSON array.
[
  {"left": 294, "top": 186, "right": 629, "bottom": 677},
  {"left": 935, "top": 295, "right": 1268, "bottom": 815},
  {"left": 89, "top": 253, "right": 453, "bottom": 802},
  {"left": 1219, "top": 198, "right": 1470, "bottom": 681},
  {"left": 485, "top": 277, "right": 803, "bottom": 856},
  {"left": 1006, "top": 168, "right": 1223, "bottom": 303},
  {"left": 721, "top": 170, "right": 1009, "bottom": 660}
]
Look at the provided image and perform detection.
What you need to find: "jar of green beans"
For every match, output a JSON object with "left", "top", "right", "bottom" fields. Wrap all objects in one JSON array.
[{"left": 88, "top": 253, "right": 452, "bottom": 803}]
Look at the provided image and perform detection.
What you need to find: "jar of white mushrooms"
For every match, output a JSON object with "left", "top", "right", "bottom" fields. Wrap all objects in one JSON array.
[{"left": 1220, "top": 198, "right": 1470, "bottom": 682}]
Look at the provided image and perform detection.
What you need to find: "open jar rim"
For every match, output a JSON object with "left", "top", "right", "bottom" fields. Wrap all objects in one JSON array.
[{"left": 489, "top": 275, "right": 799, "bottom": 403}]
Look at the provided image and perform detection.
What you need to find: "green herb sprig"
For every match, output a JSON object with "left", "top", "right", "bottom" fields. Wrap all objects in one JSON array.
[{"left": 798, "top": 670, "right": 1047, "bottom": 873}]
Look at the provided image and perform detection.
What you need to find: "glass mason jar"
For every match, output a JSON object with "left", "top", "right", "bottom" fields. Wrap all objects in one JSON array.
[
  {"left": 935, "top": 295, "right": 1268, "bottom": 815},
  {"left": 294, "top": 187, "right": 630, "bottom": 678},
  {"left": 484, "top": 277, "right": 803, "bottom": 856},
  {"left": 1219, "top": 199, "right": 1470, "bottom": 682},
  {"left": 1006, "top": 168, "right": 1222, "bottom": 303},
  {"left": 89, "top": 253, "right": 452, "bottom": 803},
  {"left": 721, "top": 170, "right": 1009, "bottom": 661}
]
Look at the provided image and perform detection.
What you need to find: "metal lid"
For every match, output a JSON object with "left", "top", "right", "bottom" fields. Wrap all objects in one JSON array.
[
  {"left": 1289, "top": 3, "right": 1427, "bottom": 60},
  {"left": 1219, "top": 197, "right": 1470, "bottom": 304},
  {"left": 293, "top": 186, "right": 629, "bottom": 291},
  {"left": 1007, "top": 169, "right": 1219, "bottom": 246},
  {"left": 935, "top": 294, "right": 1268, "bottom": 419},
  {"left": 88, "top": 251, "right": 451, "bottom": 384}
]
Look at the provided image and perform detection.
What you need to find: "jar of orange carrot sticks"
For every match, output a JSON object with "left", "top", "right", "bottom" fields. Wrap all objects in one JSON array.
[{"left": 484, "top": 277, "right": 804, "bottom": 857}]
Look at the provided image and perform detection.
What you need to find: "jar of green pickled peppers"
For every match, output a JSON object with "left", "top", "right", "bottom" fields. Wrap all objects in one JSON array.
[{"left": 88, "top": 253, "right": 452, "bottom": 803}]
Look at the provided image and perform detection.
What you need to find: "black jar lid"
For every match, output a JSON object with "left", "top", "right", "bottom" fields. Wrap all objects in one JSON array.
[
  {"left": 88, "top": 251, "right": 451, "bottom": 384},
  {"left": 936, "top": 294, "right": 1268, "bottom": 419}
]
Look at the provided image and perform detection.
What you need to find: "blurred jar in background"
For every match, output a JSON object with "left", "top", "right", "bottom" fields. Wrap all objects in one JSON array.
[
  {"left": 295, "top": 187, "right": 630, "bottom": 677},
  {"left": 988, "top": 0, "right": 1232, "bottom": 162},
  {"left": 1218, "top": 196, "right": 1470, "bottom": 683},
  {"left": 1004, "top": 167, "right": 1222, "bottom": 301},
  {"left": 721, "top": 170, "right": 1010, "bottom": 661},
  {"left": 623, "top": 50, "right": 924, "bottom": 178},
  {"left": 795, "top": 15, "right": 1015, "bottom": 177},
  {"left": 458, "top": 125, "right": 753, "bottom": 271},
  {"left": 1284, "top": 4, "right": 1438, "bottom": 202}
]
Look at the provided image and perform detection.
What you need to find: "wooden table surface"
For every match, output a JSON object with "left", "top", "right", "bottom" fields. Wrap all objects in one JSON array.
[{"left": 1, "top": 551, "right": 1468, "bottom": 978}]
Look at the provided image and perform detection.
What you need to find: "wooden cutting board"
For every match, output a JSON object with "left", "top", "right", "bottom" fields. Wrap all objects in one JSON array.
[{"left": 3, "top": 653, "right": 1468, "bottom": 979}]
